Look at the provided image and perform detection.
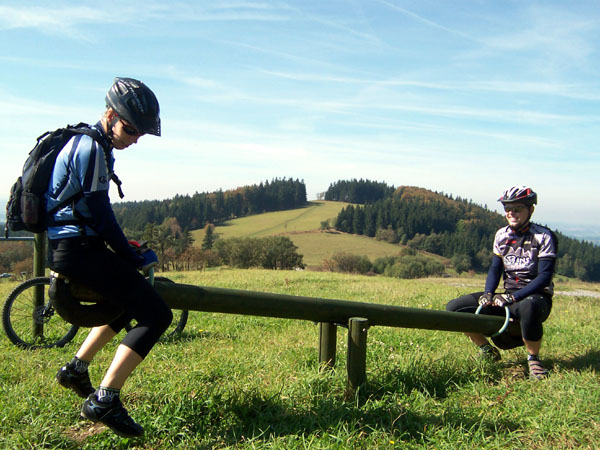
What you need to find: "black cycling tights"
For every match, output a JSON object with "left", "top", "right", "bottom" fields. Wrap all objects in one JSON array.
[
  {"left": 50, "top": 237, "right": 172, "bottom": 358},
  {"left": 446, "top": 292, "right": 552, "bottom": 342}
]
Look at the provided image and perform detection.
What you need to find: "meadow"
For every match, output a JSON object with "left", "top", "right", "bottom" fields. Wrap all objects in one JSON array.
[
  {"left": 1, "top": 269, "right": 599, "bottom": 449},
  {"left": 191, "top": 201, "right": 415, "bottom": 268}
]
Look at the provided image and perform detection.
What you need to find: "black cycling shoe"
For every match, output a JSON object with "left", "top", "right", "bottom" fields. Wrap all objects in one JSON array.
[
  {"left": 479, "top": 344, "right": 501, "bottom": 362},
  {"left": 81, "top": 394, "right": 144, "bottom": 438},
  {"left": 56, "top": 363, "right": 94, "bottom": 398}
]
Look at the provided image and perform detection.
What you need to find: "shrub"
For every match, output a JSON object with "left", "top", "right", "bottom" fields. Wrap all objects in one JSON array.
[
  {"left": 322, "top": 252, "right": 372, "bottom": 274},
  {"left": 451, "top": 254, "right": 472, "bottom": 274},
  {"left": 381, "top": 254, "right": 445, "bottom": 279},
  {"left": 375, "top": 227, "right": 399, "bottom": 244},
  {"left": 214, "top": 236, "right": 304, "bottom": 270},
  {"left": 260, "top": 236, "right": 305, "bottom": 270}
]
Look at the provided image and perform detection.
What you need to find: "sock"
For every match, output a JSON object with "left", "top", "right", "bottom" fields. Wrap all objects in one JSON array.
[
  {"left": 96, "top": 386, "right": 120, "bottom": 403},
  {"left": 527, "top": 354, "right": 539, "bottom": 361},
  {"left": 69, "top": 356, "right": 90, "bottom": 374}
]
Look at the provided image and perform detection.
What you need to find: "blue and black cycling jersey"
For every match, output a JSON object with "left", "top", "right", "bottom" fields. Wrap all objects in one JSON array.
[{"left": 45, "top": 121, "right": 141, "bottom": 266}]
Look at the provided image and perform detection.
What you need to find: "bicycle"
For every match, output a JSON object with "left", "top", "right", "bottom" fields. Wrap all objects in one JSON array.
[{"left": 2, "top": 270, "right": 188, "bottom": 350}]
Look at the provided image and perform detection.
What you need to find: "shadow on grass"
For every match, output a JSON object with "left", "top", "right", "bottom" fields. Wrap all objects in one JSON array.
[
  {"left": 169, "top": 388, "right": 519, "bottom": 447},
  {"left": 549, "top": 349, "right": 600, "bottom": 372},
  {"left": 164, "top": 361, "right": 513, "bottom": 447}
]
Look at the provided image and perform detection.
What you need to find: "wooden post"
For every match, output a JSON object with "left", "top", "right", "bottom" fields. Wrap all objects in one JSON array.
[
  {"left": 318, "top": 322, "right": 337, "bottom": 370},
  {"left": 33, "top": 232, "right": 45, "bottom": 278},
  {"left": 346, "top": 317, "right": 369, "bottom": 396},
  {"left": 32, "top": 232, "right": 46, "bottom": 338}
]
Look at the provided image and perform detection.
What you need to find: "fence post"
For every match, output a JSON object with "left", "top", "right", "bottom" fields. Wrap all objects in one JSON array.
[
  {"left": 318, "top": 322, "right": 337, "bottom": 370},
  {"left": 32, "top": 232, "right": 46, "bottom": 338},
  {"left": 346, "top": 317, "right": 369, "bottom": 396},
  {"left": 33, "top": 232, "right": 46, "bottom": 278}
]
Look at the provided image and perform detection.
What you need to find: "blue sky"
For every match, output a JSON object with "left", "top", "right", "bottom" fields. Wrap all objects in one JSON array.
[{"left": 1, "top": 1, "right": 599, "bottom": 238}]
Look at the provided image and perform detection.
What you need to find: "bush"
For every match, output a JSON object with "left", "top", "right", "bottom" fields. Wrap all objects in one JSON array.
[
  {"left": 380, "top": 254, "right": 445, "bottom": 279},
  {"left": 260, "top": 236, "right": 305, "bottom": 270},
  {"left": 372, "top": 256, "right": 398, "bottom": 274},
  {"left": 375, "top": 227, "right": 399, "bottom": 244},
  {"left": 451, "top": 254, "right": 472, "bottom": 274},
  {"left": 322, "top": 252, "right": 372, "bottom": 274},
  {"left": 214, "top": 236, "right": 304, "bottom": 270}
]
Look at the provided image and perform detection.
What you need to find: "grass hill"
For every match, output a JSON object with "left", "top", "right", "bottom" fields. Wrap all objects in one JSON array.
[{"left": 191, "top": 201, "right": 423, "bottom": 269}]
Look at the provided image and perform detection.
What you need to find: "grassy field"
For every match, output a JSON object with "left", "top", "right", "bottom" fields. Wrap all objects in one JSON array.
[
  {"left": 191, "top": 201, "right": 417, "bottom": 268},
  {"left": 1, "top": 270, "right": 599, "bottom": 449},
  {"left": 192, "top": 201, "right": 349, "bottom": 239}
]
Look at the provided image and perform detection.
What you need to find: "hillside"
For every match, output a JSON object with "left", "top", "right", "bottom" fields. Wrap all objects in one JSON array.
[{"left": 191, "top": 201, "right": 422, "bottom": 268}]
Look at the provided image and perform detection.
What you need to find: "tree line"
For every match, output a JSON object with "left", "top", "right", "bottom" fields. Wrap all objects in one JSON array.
[
  {"left": 324, "top": 179, "right": 395, "bottom": 204},
  {"left": 328, "top": 181, "right": 600, "bottom": 282},
  {"left": 112, "top": 178, "right": 307, "bottom": 233}
]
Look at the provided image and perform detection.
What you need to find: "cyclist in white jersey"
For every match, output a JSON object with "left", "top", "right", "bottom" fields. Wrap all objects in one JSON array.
[{"left": 446, "top": 186, "right": 557, "bottom": 380}]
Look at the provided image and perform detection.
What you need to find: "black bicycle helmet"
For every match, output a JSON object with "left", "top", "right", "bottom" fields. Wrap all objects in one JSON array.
[
  {"left": 499, "top": 185, "right": 537, "bottom": 206},
  {"left": 105, "top": 77, "right": 161, "bottom": 136}
]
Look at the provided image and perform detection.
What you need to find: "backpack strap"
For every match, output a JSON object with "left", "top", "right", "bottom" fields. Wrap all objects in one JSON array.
[
  {"left": 46, "top": 124, "right": 124, "bottom": 228},
  {"left": 74, "top": 125, "right": 125, "bottom": 199}
]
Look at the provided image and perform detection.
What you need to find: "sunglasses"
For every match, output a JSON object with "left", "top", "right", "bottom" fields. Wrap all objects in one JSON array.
[
  {"left": 119, "top": 119, "right": 141, "bottom": 137},
  {"left": 504, "top": 205, "right": 527, "bottom": 214}
]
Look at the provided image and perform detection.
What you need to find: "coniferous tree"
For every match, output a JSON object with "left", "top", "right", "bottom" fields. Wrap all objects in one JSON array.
[{"left": 202, "top": 224, "right": 216, "bottom": 250}]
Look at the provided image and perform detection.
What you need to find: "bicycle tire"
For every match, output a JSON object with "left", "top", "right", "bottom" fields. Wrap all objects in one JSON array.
[
  {"left": 124, "top": 277, "right": 189, "bottom": 339},
  {"left": 2, "top": 277, "right": 79, "bottom": 349}
]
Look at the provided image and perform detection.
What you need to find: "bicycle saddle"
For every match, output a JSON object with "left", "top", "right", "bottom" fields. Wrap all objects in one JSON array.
[{"left": 48, "top": 271, "right": 125, "bottom": 327}]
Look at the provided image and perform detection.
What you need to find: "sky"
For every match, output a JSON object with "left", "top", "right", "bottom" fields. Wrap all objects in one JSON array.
[{"left": 0, "top": 1, "right": 599, "bottom": 239}]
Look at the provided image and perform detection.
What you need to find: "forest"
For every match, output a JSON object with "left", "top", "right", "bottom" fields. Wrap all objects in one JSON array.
[
  {"left": 328, "top": 180, "right": 600, "bottom": 282},
  {"left": 112, "top": 177, "right": 307, "bottom": 233}
]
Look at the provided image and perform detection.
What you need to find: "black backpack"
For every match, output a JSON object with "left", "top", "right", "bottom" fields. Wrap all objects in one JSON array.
[{"left": 4, "top": 123, "right": 123, "bottom": 237}]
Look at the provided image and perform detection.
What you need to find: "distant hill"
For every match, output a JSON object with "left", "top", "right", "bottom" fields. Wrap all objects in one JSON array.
[{"left": 191, "top": 201, "right": 426, "bottom": 268}]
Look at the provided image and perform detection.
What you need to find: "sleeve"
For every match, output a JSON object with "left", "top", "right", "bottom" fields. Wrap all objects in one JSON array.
[
  {"left": 492, "top": 228, "right": 504, "bottom": 257},
  {"left": 84, "top": 191, "right": 144, "bottom": 266},
  {"left": 512, "top": 259, "right": 555, "bottom": 301},
  {"left": 537, "top": 230, "right": 558, "bottom": 260},
  {"left": 483, "top": 255, "right": 503, "bottom": 294}
]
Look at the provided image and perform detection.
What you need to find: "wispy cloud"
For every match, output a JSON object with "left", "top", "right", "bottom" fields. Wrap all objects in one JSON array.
[
  {"left": 375, "top": 0, "right": 477, "bottom": 42},
  {"left": 0, "top": 5, "right": 119, "bottom": 40}
]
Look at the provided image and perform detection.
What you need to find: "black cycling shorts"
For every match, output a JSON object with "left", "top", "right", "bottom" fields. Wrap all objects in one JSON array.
[
  {"left": 49, "top": 237, "right": 172, "bottom": 358},
  {"left": 446, "top": 291, "right": 552, "bottom": 342}
]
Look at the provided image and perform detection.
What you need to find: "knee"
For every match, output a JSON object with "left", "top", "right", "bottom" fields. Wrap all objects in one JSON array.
[
  {"left": 156, "top": 306, "right": 173, "bottom": 334},
  {"left": 446, "top": 298, "right": 461, "bottom": 312},
  {"left": 446, "top": 293, "right": 479, "bottom": 313}
]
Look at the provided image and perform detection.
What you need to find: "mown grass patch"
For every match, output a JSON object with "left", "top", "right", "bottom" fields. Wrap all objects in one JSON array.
[{"left": 191, "top": 201, "right": 349, "bottom": 241}]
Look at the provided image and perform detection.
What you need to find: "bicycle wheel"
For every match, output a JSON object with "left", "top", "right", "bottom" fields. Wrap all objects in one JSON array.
[
  {"left": 124, "top": 277, "right": 188, "bottom": 339},
  {"left": 2, "top": 277, "right": 79, "bottom": 349}
]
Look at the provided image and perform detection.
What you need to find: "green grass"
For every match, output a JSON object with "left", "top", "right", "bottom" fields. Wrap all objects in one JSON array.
[
  {"left": 1, "top": 271, "right": 599, "bottom": 449},
  {"left": 190, "top": 201, "right": 429, "bottom": 268},
  {"left": 192, "top": 201, "right": 349, "bottom": 239}
]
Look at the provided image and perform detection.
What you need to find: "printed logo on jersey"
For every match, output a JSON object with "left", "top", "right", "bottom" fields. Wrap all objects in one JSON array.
[{"left": 503, "top": 249, "right": 533, "bottom": 271}]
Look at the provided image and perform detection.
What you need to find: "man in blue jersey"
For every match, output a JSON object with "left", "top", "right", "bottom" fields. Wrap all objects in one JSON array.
[
  {"left": 446, "top": 186, "right": 557, "bottom": 380},
  {"left": 50, "top": 78, "right": 172, "bottom": 437}
]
